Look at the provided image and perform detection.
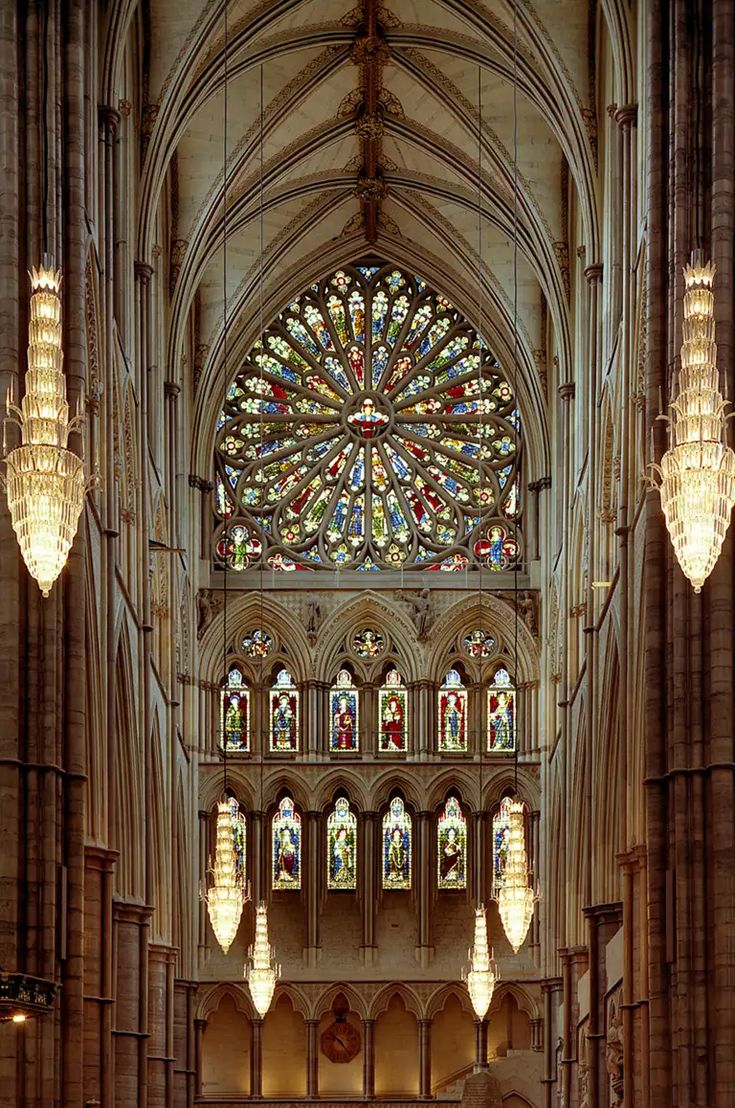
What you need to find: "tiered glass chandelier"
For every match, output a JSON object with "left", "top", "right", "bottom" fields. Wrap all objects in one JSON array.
[
  {"left": 245, "top": 902, "right": 279, "bottom": 1018},
  {"left": 496, "top": 800, "right": 535, "bottom": 954},
  {"left": 654, "top": 253, "right": 735, "bottom": 591},
  {"left": 4, "top": 262, "right": 85, "bottom": 597},
  {"left": 205, "top": 799, "right": 246, "bottom": 954},
  {"left": 463, "top": 906, "right": 497, "bottom": 1019}
]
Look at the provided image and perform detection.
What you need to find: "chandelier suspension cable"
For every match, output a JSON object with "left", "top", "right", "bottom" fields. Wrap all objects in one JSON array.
[
  {"left": 222, "top": 0, "right": 230, "bottom": 800},
  {"left": 41, "top": 0, "right": 50, "bottom": 259},
  {"left": 511, "top": 0, "right": 520, "bottom": 797},
  {"left": 477, "top": 63, "right": 484, "bottom": 758}
]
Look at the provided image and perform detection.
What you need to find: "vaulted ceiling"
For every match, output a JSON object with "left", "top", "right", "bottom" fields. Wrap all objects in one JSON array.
[{"left": 106, "top": 0, "right": 633, "bottom": 473}]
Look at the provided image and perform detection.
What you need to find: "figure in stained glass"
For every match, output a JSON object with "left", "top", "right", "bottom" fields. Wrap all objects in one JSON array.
[
  {"left": 378, "top": 669, "right": 408, "bottom": 752},
  {"left": 241, "top": 629, "right": 273, "bottom": 657},
  {"left": 229, "top": 796, "right": 247, "bottom": 885},
  {"left": 327, "top": 797, "right": 357, "bottom": 890},
  {"left": 382, "top": 797, "right": 412, "bottom": 889},
  {"left": 352, "top": 627, "right": 385, "bottom": 657},
  {"left": 269, "top": 669, "right": 299, "bottom": 752},
  {"left": 220, "top": 666, "right": 249, "bottom": 751},
  {"left": 492, "top": 798, "right": 514, "bottom": 896},
  {"left": 463, "top": 629, "right": 496, "bottom": 658},
  {"left": 488, "top": 668, "right": 516, "bottom": 752},
  {"left": 272, "top": 796, "right": 301, "bottom": 890},
  {"left": 437, "top": 796, "right": 467, "bottom": 889},
  {"left": 438, "top": 670, "right": 467, "bottom": 752},
  {"left": 214, "top": 262, "right": 521, "bottom": 571},
  {"left": 329, "top": 669, "right": 359, "bottom": 751}
]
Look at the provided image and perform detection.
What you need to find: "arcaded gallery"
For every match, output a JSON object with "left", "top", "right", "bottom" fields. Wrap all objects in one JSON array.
[{"left": 1, "top": 0, "right": 734, "bottom": 1105}]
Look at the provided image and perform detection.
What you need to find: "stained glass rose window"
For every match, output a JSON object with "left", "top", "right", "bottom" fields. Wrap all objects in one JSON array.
[{"left": 214, "top": 262, "right": 521, "bottom": 571}]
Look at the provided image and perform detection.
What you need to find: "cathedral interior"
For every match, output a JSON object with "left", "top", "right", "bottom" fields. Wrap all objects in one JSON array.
[{"left": 1, "top": 0, "right": 734, "bottom": 1106}]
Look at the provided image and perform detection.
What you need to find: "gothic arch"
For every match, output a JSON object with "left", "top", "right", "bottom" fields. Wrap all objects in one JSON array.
[
  {"left": 315, "top": 593, "right": 419, "bottom": 683},
  {"left": 370, "top": 982, "right": 423, "bottom": 1021},
  {"left": 112, "top": 621, "right": 144, "bottom": 899},
  {"left": 197, "top": 982, "right": 253, "bottom": 1022},
  {"left": 371, "top": 770, "right": 423, "bottom": 815},
  {"left": 314, "top": 982, "right": 367, "bottom": 1021},
  {"left": 198, "top": 593, "right": 312, "bottom": 684},
  {"left": 426, "top": 982, "right": 476, "bottom": 1020},
  {"left": 427, "top": 595, "right": 538, "bottom": 686}
]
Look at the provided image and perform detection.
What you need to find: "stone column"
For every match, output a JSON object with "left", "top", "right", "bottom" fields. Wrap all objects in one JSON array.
[
  {"left": 559, "top": 946, "right": 588, "bottom": 1108},
  {"left": 194, "top": 1019, "right": 207, "bottom": 1098},
  {"left": 173, "top": 981, "right": 196, "bottom": 1108},
  {"left": 474, "top": 810, "right": 488, "bottom": 907},
  {"left": 113, "top": 902, "right": 153, "bottom": 1107},
  {"left": 250, "top": 1018, "right": 263, "bottom": 1097},
  {"left": 361, "top": 810, "right": 377, "bottom": 964},
  {"left": 251, "top": 810, "right": 263, "bottom": 906},
  {"left": 164, "top": 381, "right": 181, "bottom": 547},
  {"left": 148, "top": 944, "right": 177, "bottom": 1108},
  {"left": 362, "top": 1018, "right": 375, "bottom": 1098},
  {"left": 416, "top": 811, "right": 433, "bottom": 966},
  {"left": 415, "top": 680, "right": 431, "bottom": 757},
  {"left": 531, "top": 1018, "right": 543, "bottom": 1052},
  {"left": 474, "top": 1019, "right": 488, "bottom": 1068},
  {"left": 306, "top": 1018, "right": 320, "bottom": 1097},
  {"left": 362, "top": 680, "right": 376, "bottom": 754},
  {"left": 83, "top": 846, "right": 118, "bottom": 1107},
  {"left": 198, "top": 809, "right": 210, "bottom": 960},
  {"left": 541, "top": 978, "right": 563, "bottom": 1108},
  {"left": 419, "top": 1018, "right": 432, "bottom": 1098},
  {"left": 584, "top": 902, "right": 623, "bottom": 1108},
  {"left": 305, "top": 810, "right": 321, "bottom": 964}
]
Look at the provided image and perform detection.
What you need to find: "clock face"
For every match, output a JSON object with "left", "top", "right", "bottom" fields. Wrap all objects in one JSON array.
[{"left": 321, "top": 1019, "right": 361, "bottom": 1063}]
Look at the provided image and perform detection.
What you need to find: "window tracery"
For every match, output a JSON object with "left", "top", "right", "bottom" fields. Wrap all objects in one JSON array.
[
  {"left": 437, "top": 795, "right": 467, "bottom": 890},
  {"left": 221, "top": 665, "right": 250, "bottom": 751},
  {"left": 327, "top": 796, "right": 357, "bottom": 890},
  {"left": 272, "top": 796, "right": 301, "bottom": 890},
  {"left": 382, "top": 796, "right": 412, "bottom": 890},
  {"left": 214, "top": 262, "right": 521, "bottom": 572}
]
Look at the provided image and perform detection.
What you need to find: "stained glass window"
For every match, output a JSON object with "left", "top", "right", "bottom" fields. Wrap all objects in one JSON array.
[
  {"left": 229, "top": 796, "right": 247, "bottom": 885},
  {"left": 270, "top": 669, "right": 299, "bottom": 752},
  {"left": 220, "top": 665, "right": 250, "bottom": 751},
  {"left": 437, "top": 670, "right": 467, "bottom": 752},
  {"left": 327, "top": 796, "right": 357, "bottom": 890},
  {"left": 214, "top": 261, "right": 521, "bottom": 572},
  {"left": 487, "top": 667, "right": 516, "bottom": 752},
  {"left": 378, "top": 669, "right": 408, "bottom": 752},
  {"left": 437, "top": 795, "right": 467, "bottom": 890},
  {"left": 462, "top": 629, "right": 496, "bottom": 658},
  {"left": 382, "top": 796, "right": 412, "bottom": 890},
  {"left": 272, "top": 796, "right": 301, "bottom": 890},
  {"left": 492, "top": 797, "right": 514, "bottom": 897},
  {"left": 241, "top": 629, "right": 273, "bottom": 657},
  {"left": 329, "top": 669, "right": 359, "bottom": 751},
  {"left": 352, "top": 627, "right": 385, "bottom": 657}
]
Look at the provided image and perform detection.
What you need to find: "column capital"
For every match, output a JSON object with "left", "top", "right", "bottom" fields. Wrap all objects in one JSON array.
[
  {"left": 98, "top": 104, "right": 121, "bottom": 134},
  {"left": 164, "top": 380, "right": 181, "bottom": 399},
  {"left": 584, "top": 263, "right": 603, "bottom": 284},
  {"left": 614, "top": 103, "right": 638, "bottom": 130},
  {"left": 558, "top": 382, "right": 575, "bottom": 402},
  {"left": 134, "top": 260, "right": 154, "bottom": 285}
]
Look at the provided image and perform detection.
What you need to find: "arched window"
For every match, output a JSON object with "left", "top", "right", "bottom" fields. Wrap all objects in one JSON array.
[
  {"left": 272, "top": 796, "right": 301, "bottom": 890},
  {"left": 213, "top": 262, "right": 521, "bottom": 573},
  {"left": 270, "top": 669, "right": 299, "bottom": 752},
  {"left": 487, "top": 667, "right": 516, "bottom": 752},
  {"left": 492, "top": 797, "right": 514, "bottom": 897},
  {"left": 241, "top": 628, "right": 274, "bottom": 658},
  {"left": 329, "top": 669, "right": 359, "bottom": 752},
  {"left": 228, "top": 795, "right": 247, "bottom": 886},
  {"left": 220, "top": 665, "right": 250, "bottom": 752},
  {"left": 437, "top": 670, "right": 467, "bottom": 752},
  {"left": 437, "top": 795, "right": 467, "bottom": 890},
  {"left": 382, "top": 796, "right": 412, "bottom": 889},
  {"left": 327, "top": 796, "right": 357, "bottom": 890},
  {"left": 352, "top": 627, "right": 385, "bottom": 657},
  {"left": 462, "top": 628, "right": 496, "bottom": 657},
  {"left": 378, "top": 669, "right": 408, "bottom": 752}
]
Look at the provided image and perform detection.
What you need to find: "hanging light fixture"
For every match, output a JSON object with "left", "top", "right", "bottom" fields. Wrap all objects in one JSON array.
[
  {"left": 205, "top": 799, "right": 246, "bottom": 954},
  {"left": 463, "top": 906, "right": 497, "bottom": 1019},
  {"left": 653, "top": 254, "right": 735, "bottom": 591},
  {"left": 4, "top": 262, "right": 85, "bottom": 596},
  {"left": 496, "top": 799, "right": 535, "bottom": 953},
  {"left": 245, "top": 901, "right": 279, "bottom": 1017}
]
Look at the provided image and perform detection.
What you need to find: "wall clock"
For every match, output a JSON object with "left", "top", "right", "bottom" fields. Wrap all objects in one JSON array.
[{"left": 321, "top": 1018, "right": 361, "bottom": 1064}]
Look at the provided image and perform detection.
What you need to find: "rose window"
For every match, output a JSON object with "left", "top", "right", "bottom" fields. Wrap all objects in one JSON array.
[{"left": 214, "top": 262, "right": 521, "bottom": 571}]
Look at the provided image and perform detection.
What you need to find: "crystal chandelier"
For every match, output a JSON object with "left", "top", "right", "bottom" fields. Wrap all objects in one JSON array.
[
  {"left": 654, "top": 254, "right": 735, "bottom": 592},
  {"left": 496, "top": 800, "right": 535, "bottom": 954},
  {"left": 463, "top": 906, "right": 497, "bottom": 1019},
  {"left": 204, "top": 799, "right": 246, "bottom": 954},
  {"left": 4, "top": 263, "right": 85, "bottom": 597},
  {"left": 245, "top": 902, "right": 280, "bottom": 1018}
]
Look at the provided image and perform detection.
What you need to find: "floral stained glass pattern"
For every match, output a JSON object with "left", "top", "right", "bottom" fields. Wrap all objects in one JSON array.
[
  {"left": 352, "top": 627, "right": 385, "bottom": 657},
  {"left": 487, "top": 667, "right": 516, "bottom": 752},
  {"left": 229, "top": 796, "right": 247, "bottom": 885},
  {"left": 241, "top": 629, "right": 273, "bottom": 657},
  {"left": 221, "top": 666, "right": 249, "bottom": 751},
  {"left": 492, "top": 798, "right": 513, "bottom": 897},
  {"left": 327, "top": 797, "right": 357, "bottom": 890},
  {"left": 463, "top": 628, "right": 496, "bottom": 658},
  {"left": 382, "top": 796, "right": 412, "bottom": 890},
  {"left": 270, "top": 669, "right": 299, "bottom": 752},
  {"left": 329, "top": 669, "right": 359, "bottom": 751},
  {"left": 214, "top": 262, "right": 521, "bottom": 571},
  {"left": 438, "top": 670, "right": 467, "bottom": 752},
  {"left": 437, "top": 795, "right": 467, "bottom": 889},
  {"left": 272, "top": 796, "right": 301, "bottom": 890},
  {"left": 378, "top": 669, "right": 408, "bottom": 752}
]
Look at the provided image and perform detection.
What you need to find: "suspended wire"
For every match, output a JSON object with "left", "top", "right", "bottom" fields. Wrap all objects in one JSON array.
[
  {"left": 512, "top": 0, "right": 520, "bottom": 798},
  {"left": 477, "top": 64, "right": 485, "bottom": 828},
  {"left": 41, "top": 0, "right": 50, "bottom": 258},
  {"left": 259, "top": 63, "right": 266, "bottom": 817},
  {"left": 222, "top": 0, "right": 230, "bottom": 797}
]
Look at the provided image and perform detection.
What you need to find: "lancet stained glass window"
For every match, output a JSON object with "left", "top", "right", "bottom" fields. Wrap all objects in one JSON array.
[
  {"left": 270, "top": 669, "right": 299, "bottom": 752},
  {"left": 214, "top": 262, "right": 521, "bottom": 572},
  {"left": 438, "top": 669, "right": 468, "bottom": 752},
  {"left": 329, "top": 669, "right": 359, "bottom": 751},
  {"left": 487, "top": 667, "right": 516, "bottom": 752},
  {"left": 220, "top": 665, "right": 250, "bottom": 751},
  {"left": 382, "top": 796, "right": 412, "bottom": 889},
  {"left": 229, "top": 796, "right": 247, "bottom": 885},
  {"left": 492, "top": 798, "right": 514, "bottom": 897},
  {"left": 327, "top": 796, "right": 357, "bottom": 890},
  {"left": 378, "top": 669, "right": 408, "bottom": 752},
  {"left": 272, "top": 796, "right": 301, "bottom": 890},
  {"left": 437, "top": 795, "right": 467, "bottom": 889}
]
